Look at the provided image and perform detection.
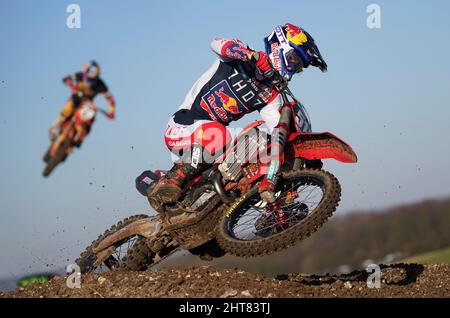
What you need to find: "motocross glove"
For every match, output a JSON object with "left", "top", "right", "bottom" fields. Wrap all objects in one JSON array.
[
  {"left": 253, "top": 51, "right": 274, "bottom": 79},
  {"left": 107, "top": 110, "right": 115, "bottom": 120}
]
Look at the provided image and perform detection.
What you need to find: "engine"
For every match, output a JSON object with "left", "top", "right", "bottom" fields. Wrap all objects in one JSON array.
[{"left": 218, "top": 126, "right": 269, "bottom": 181}]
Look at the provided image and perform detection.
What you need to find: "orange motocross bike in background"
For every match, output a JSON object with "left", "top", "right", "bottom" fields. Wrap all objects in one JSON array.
[{"left": 42, "top": 86, "right": 108, "bottom": 177}]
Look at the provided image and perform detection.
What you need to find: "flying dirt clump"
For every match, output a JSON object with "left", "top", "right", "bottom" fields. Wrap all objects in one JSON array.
[{"left": 1, "top": 264, "right": 449, "bottom": 298}]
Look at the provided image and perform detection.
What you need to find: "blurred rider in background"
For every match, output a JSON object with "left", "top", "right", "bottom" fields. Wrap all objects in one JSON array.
[{"left": 48, "top": 60, "right": 116, "bottom": 145}]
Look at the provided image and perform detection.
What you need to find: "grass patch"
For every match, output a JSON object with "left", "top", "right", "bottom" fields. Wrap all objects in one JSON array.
[{"left": 402, "top": 247, "right": 450, "bottom": 264}]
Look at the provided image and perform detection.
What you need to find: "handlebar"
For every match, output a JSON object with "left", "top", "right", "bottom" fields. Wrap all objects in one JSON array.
[
  {"left": 249, "top": 52, "right": 290, "bottom": 101},
  {"left": 97, "top": 108, "right": 109, "bottom": 117},
  {"left": 80, "top": 99, "right": 109, "bottom": 117}
]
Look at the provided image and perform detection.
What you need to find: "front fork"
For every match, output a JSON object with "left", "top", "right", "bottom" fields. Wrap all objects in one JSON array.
[
  {"left": 73, "top": 123, "right": 85, "bottom": 144},
  {"left": 260, "top": 104, "right": 292, "bottom": 203},
  {"left": 50, "top": 131, "right": 67, "bottom": 156}
]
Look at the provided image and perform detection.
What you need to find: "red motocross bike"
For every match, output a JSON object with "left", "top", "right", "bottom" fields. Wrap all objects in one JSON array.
[
  {"left": 42, "top": 91, "right": 107, "bottom": 177},
  {"left": 76, "top": 73, "right": 357, "bottom": 273}
]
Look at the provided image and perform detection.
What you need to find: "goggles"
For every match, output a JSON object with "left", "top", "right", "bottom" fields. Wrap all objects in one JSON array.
[{"left": 284, "top": 49, "right": 304, "bottom": 74}]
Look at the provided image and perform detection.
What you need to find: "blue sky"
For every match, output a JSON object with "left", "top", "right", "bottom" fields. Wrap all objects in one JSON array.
[{"left": 1, "top": 0, "right": 450, "bottom": 279}]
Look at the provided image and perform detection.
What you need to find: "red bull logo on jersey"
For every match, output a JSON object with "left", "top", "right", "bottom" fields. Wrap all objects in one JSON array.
[
  {"left": 215, "top": 88, "right": 239, "bottom": 114},
  {"left": 285, "top": 23, "right": 308, "bottom": 46},
  {"left": 201, "top": 80, "right": 245, "bottom": 123}
]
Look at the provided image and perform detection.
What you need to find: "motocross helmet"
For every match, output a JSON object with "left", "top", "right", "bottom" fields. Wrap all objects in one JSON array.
[
  {"left": 82, "top": 60, "right": 101, "bottom": 79},
  {"left": 264, "top": 23, "right": 327, "bottom": 81}
]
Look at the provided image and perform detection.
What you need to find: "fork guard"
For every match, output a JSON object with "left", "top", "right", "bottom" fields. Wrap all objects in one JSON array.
[{"left": 289, "top": 132, "right": 358, "bottom": 163}]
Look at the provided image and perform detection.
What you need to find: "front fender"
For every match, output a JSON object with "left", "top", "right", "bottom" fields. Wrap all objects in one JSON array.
[
  {"left": 91, "top": 217, "right": 162, "bottom": 253},
  {"left": 289, "top": 132, "right": 357, "bottom": 163}
]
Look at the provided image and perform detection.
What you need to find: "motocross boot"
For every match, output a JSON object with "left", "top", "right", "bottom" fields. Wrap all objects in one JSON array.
[{"left": 149, "top": 162, "right": 203, "bottom": 204}]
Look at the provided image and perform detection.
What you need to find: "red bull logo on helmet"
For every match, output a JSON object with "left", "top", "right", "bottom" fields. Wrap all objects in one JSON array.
[
  {"left": 285, "top": 23, "right": 308, "bottom": 46},
  {"left": 270, "top": 43, "right": 282, "bottom": 72}
]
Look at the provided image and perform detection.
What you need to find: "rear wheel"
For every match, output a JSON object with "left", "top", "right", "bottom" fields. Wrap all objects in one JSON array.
[{"left": 217, "top": 169, "right": 341, "bottom": 257}]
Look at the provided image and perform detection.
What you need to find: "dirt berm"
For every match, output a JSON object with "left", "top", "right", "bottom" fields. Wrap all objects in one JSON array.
[{"left": 2, "top": 264, "right": 449, "bottom": 298}]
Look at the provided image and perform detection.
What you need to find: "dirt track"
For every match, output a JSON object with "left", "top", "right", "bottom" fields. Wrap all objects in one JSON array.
[{"left": 2, "top": 264, "right": 449, "bottom": 298}]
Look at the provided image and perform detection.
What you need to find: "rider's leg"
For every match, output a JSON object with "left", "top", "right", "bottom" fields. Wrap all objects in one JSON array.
[
  {"left": 49, "top": 95, "right": 80, "bottom": 139},
  {"left": 49, "top": 99, "right": 73, "bottom": 139},
  {"left": 151, "top": 156, "right": 209, "bottom": 204},
  {"left": 150, "top": 118, "right": 231, "bottom": 204},
  {"left": 73, "top": 117, "right": 94, "bottom": 148}
]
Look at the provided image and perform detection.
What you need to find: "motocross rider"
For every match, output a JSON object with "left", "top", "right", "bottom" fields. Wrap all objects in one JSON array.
[
  {"left": 48, "top": 60, "right": 116, "bottom": 145},
  {"left": 149, "top": 23, "right": 327, "bottom": 205}
]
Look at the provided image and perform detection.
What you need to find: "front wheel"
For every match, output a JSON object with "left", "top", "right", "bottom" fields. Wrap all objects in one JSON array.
[
  {"left": 216, "top": 169, "right": 341, "bottom": 257},
  {"left": 75, "top": 215, "right": 151, "bottom": 274},
  {"left": 75, "top": 215, "right": 179, "bottom": 274},
  {"left": 42, "top": 138, "right": 71, "bottom": 177}
]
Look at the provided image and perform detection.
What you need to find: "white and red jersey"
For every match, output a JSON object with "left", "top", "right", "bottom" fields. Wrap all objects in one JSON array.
[{"left": 173, "top": 38, "right": 282, "bottom": 131}]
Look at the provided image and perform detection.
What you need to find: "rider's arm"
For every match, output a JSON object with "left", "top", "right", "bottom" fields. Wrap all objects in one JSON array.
[
  {"left": 210, "top": 38, "right": 255, "bottom": 62},
  {"left": 95, "top": 79, "right": 115, "bottom": 120},
  {"left": 62, "top": 72, "right": 82, "bottom": 87},
  {"left": 211, "top": 38, "right": 273, "bottom": 78},
  {"left": 103, "top": 90, "right": 116, "bottom": 120}
]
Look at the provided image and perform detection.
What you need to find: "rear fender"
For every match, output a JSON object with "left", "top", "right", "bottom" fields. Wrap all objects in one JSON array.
[{"left": 289, "top": 132, "right": 357, "bottom": 163}]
